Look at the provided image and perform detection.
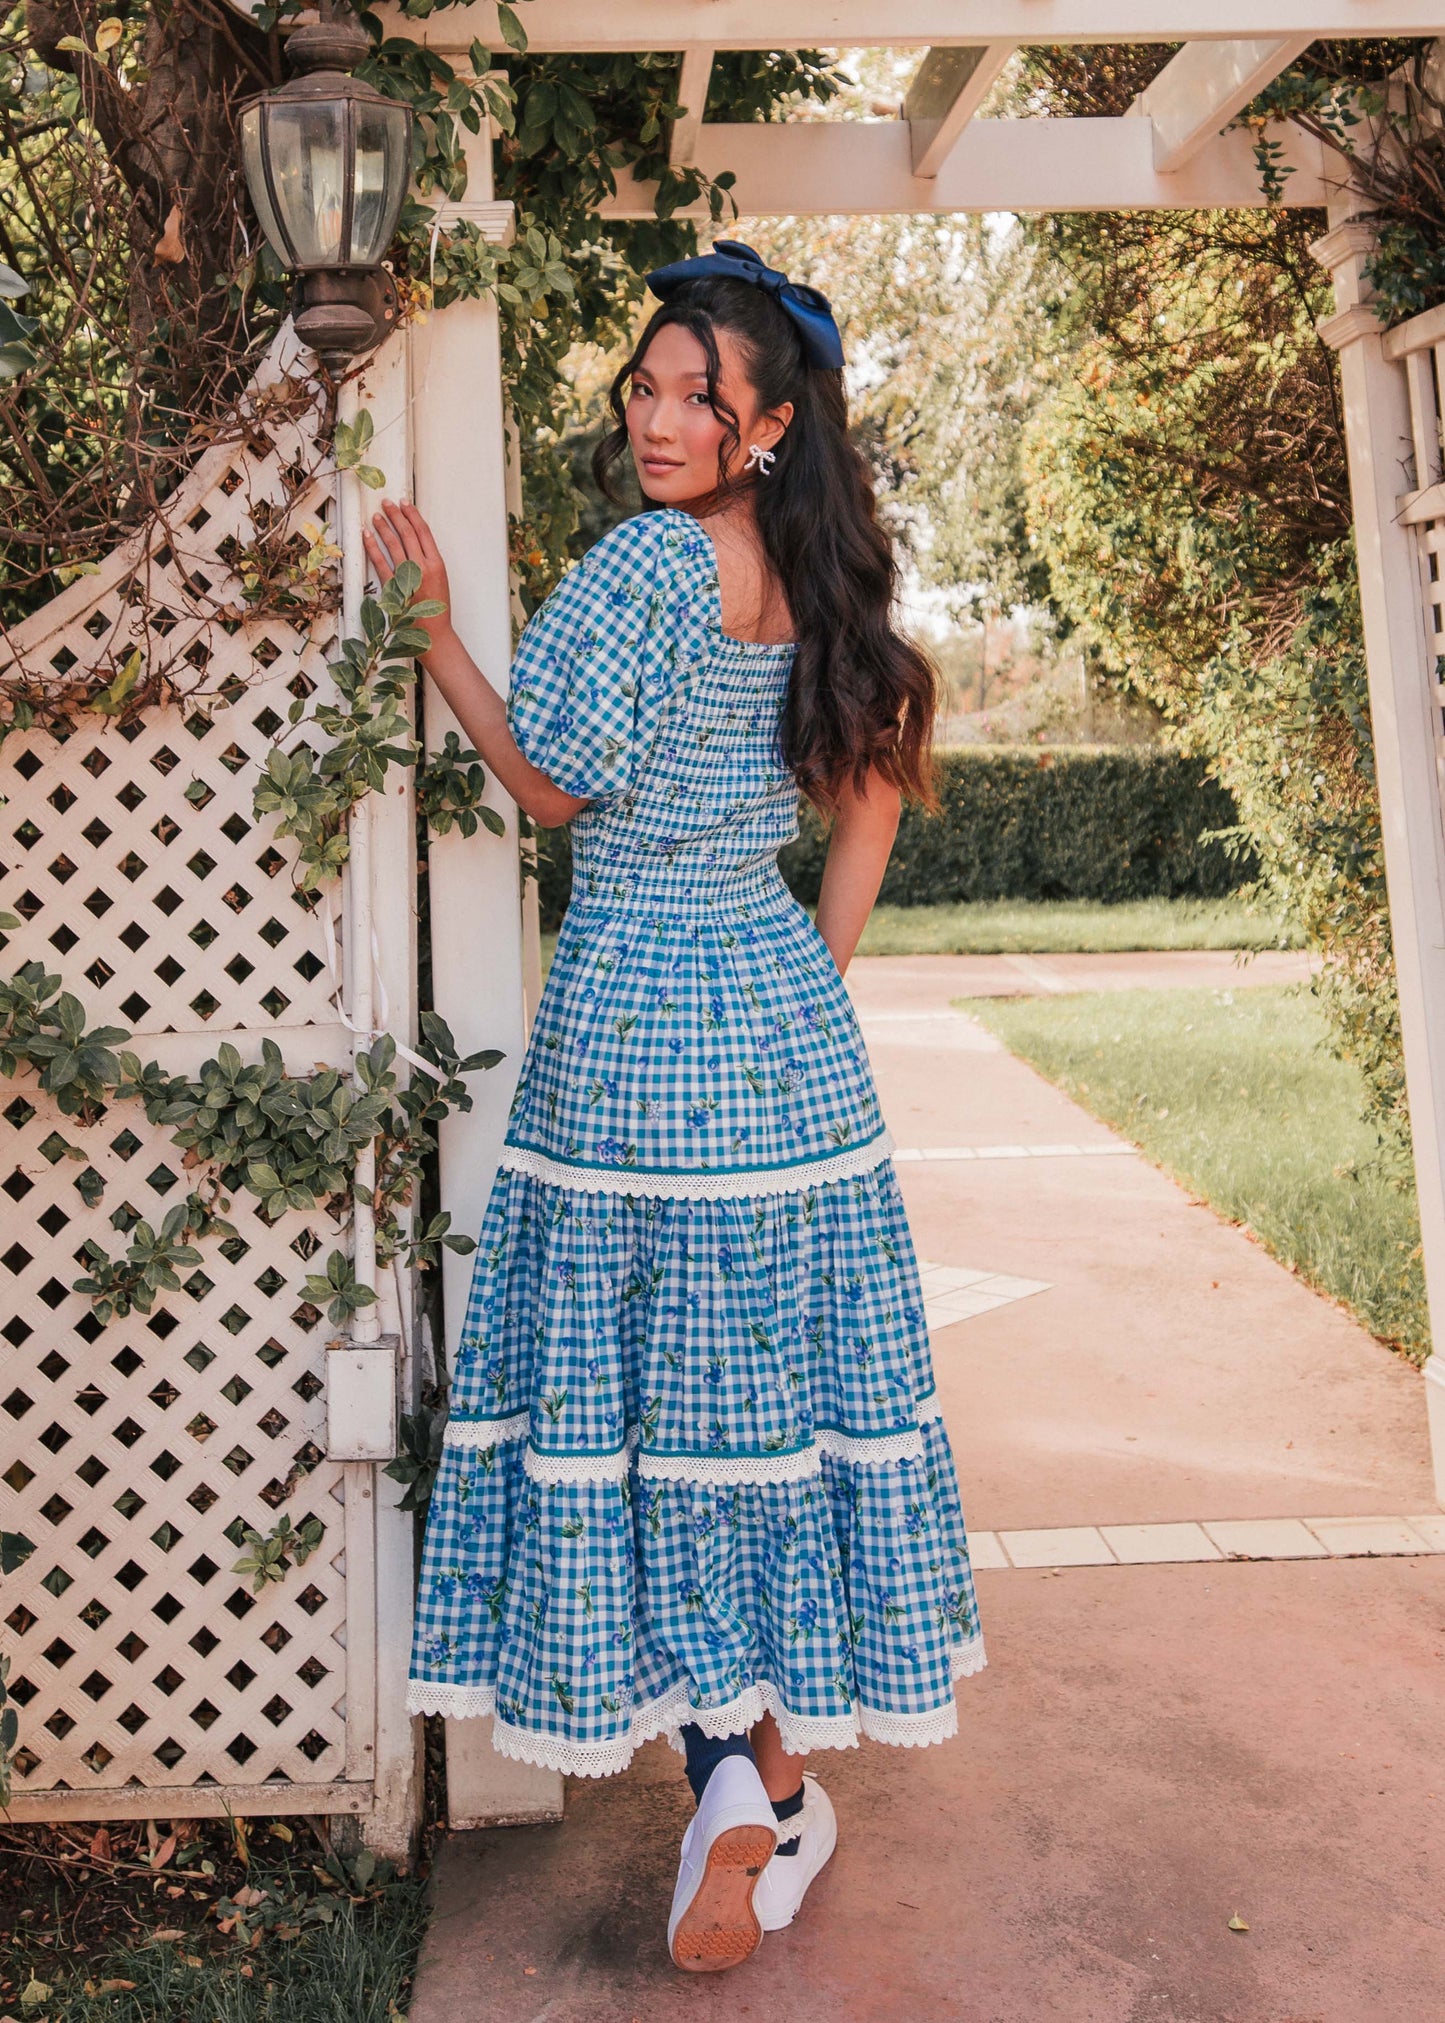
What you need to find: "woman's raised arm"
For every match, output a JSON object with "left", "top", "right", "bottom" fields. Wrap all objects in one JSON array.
[{"left": 362, "top": 498, "right": 589, "bottom": 830}]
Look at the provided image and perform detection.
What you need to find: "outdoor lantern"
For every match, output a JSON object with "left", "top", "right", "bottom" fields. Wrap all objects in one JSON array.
[{"left": 240, "top": 13, "right": 412, "bottom": 361}]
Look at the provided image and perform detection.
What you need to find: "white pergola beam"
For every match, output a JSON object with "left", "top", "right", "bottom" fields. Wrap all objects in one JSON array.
[
  {"left": 906, "top": 44, "right": 1016, "bottom": 177},
  {"left": 376, "top": 3, "right": 1445, "bottom": 54},
  {"left": 671, "top": 44, "right": 715, "bottom": 165},
  {"left": 1129, "top": 37, "right": 1316, "bottom": 172},
  {"left": 595, "top": 116, "right": 1334, "bottom": 219}
]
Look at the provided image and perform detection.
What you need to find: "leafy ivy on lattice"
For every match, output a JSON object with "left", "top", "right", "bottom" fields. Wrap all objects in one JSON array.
[{"left": 0, "top": 331, "right": 363, "bottom": 1802}]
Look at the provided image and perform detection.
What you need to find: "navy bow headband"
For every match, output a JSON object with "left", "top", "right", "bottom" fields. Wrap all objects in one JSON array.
[{"left": 643, "top": 238, "right": 845, "bottom": 370}]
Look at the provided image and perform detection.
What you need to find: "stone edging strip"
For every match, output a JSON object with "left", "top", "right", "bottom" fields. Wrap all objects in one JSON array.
[
  {"left": 895, "top": 1143, "right": 1135, "bottom": 1162},
  {"left": 970, "top": 1514, "right": 1445, "bottom": 1569}
]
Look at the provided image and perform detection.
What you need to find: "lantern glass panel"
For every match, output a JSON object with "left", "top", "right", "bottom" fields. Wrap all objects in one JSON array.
[
  {"left": 240, "top": 104, "right": 295, "bottom": 266},
  {"left": 264, "top": 101, "right": 348, "bottom": 268},
  {"left": 350, "top": 101, "right": 410, "bottom": 265}
]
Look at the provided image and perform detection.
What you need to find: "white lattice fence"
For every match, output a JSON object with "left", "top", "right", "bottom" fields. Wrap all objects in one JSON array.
[{"left": 0, "top": 330, "right": 381, "bottom": 1818}]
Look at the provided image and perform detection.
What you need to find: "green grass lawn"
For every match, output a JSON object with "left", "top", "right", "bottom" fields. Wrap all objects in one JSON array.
[
  {"left": 855, "top": 893, "right": 1301, "bottom": 957},
  {"left": 962, "top": 982, "right": 1430, "bottom": 1365}
]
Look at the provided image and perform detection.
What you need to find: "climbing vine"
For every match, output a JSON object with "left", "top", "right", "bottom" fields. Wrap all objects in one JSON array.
[
  {"left": 0, "top": 947, "right": 499, "bottom": 1325},
  {"left": 0, "top": 13, "right": 845, "bottom": 1665},
  {"left": 252, "top": 547, "right": 445, "bottom": 890},
  {"left": 0, "top": 0, "right": 839, "bottom": 659},
  {"left": 1, "top": 522, "right": 502, "bottom": 1344},
  {"left": 1241, "top": 41, "right": 1445, "bottom": 325}
]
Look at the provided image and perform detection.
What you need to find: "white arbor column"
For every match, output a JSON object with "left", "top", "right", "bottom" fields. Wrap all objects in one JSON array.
[
  {"left": 338, "top": 331, "right": 426, "bottom": 1856},
  {"left": 410, "top": 127, "right": 565, "bottom": 1823},
  {"left": 1314, "top": 207, "right": 1445, "bottom": 1504}
]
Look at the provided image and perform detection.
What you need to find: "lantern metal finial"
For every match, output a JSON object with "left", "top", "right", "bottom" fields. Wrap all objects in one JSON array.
[{"left": 240, "top": 10, "right": 413, "bottom": 363}]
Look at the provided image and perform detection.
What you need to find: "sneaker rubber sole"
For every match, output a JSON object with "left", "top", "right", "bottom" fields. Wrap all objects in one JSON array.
[{"left": 668, "top": 1822, "right": 776, "bottom": 1972}]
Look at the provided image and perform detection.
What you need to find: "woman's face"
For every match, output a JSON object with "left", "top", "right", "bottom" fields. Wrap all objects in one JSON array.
[{"left": 625, "top": 320, "right": 792, "bottom": 506}]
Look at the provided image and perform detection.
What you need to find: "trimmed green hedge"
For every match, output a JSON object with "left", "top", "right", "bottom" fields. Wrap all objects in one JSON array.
[{"left": 534, "top": 745, "right": 1252, "bottom": 927}]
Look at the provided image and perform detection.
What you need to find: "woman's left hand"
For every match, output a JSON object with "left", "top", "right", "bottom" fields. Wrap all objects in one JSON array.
[{"left": 363, "top": 498, "right": 454, "bottom": 631}]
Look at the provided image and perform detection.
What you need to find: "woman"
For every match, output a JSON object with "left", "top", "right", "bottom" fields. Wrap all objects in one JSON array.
[{"left": 368, "top": 240, "right": 985, "bottom": 1973}]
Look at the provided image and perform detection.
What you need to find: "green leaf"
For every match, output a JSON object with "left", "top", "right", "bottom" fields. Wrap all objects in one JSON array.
[
  {"left": 496, "top": 1, "right": 528, "bottom": 51},
  {"left": 94, "top": 647, "right": 143, "bottom": 715}
]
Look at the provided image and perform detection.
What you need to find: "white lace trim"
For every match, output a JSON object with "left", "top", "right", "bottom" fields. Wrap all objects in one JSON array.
[
  {"left": 637, "top": 1446, "right": 820, "bottom": 1485},
  {"left": 523, "top": 1433, "right": 636, "bottom": 1485},
  {"left": 644, "top": 1680, "right": 863, "bottom": 1763},
  {"left": 818, "top": 1425, "right": 927, "bottom": 1467},
  {"left": 407, "top": 1678, "right": 498, "bottom": 1721},
  {"left": 638, "top": 1429, "right": 927, "bottom": 1482},
  {"left": 497, "top": 1130, "right": 895, "bottom": 1200},
  {"left": 442, "top": 1419, "right": 939, "bottom": 1483},
  {"left": 442, "top": 1412, "right": 529, "bottom": 1452},
  {"left": 953, "top": 1637, "right": 988, "bottom": 1681},
  {"left": 405, "top": 1637, "right": 988, "bottom": 1778}
]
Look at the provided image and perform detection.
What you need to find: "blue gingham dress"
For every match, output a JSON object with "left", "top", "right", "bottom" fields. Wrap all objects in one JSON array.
[{"left": 405, "top": 506, "right": 985, "bottom": 1775}]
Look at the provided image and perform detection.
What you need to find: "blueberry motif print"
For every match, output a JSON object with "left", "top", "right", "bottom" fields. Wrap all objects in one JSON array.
[{"left": 406, "top": 506, "right": 984, "bottom": 1775}]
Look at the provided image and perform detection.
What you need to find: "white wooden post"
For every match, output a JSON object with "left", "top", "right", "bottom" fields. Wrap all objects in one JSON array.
[
  {"left": 505, "top": 403, "right": 546, "bottom": 1031},
  {"left": 409, "top": 126, "right": 565, "bottom": 1824},
  {"left": 341, "top": 333, "right": 426, "bottom": 1857},
  {"left": 1314, "top": 205, "right": 1445, "bottom": 1505}
]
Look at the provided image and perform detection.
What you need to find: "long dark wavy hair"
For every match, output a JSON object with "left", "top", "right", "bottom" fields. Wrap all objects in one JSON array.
[{"left": 592, "top": 273, "right": 939, "bottom": 811}]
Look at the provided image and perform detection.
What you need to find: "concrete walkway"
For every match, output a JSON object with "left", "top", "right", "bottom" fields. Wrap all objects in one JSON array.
[{"left": 409, "top": 955, "right": 1441, "bottom": 2023}]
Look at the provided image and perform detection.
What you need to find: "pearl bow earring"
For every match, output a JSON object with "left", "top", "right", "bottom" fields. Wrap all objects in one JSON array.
[{"left": 744, "top": 443, "right": 777, "bottom": 476}]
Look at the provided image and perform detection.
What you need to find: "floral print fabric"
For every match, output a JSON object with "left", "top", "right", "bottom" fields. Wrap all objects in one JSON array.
[{"left": 406, "top": 507, "right": 985, "bottom": 1774}]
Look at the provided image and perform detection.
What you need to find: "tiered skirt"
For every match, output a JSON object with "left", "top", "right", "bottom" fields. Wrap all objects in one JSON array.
[{"left": 405, "top": 1153, "right": 987, "bottom": 1777}]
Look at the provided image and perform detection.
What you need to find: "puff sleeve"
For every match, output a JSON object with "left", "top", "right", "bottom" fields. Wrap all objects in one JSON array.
[{"left": 505, "top": 516, "right": 672, "bottom": 802}]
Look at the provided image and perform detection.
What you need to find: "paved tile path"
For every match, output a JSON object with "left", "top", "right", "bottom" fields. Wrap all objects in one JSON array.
[{"left": 409, "top": 952, "right": 1441, "bottom": 2023}]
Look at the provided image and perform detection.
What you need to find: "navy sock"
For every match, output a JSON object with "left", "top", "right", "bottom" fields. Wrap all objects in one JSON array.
[
  {"left": 680, "top": 1724, "right": 756, "bottom": 1806},
  {"left": 771, "top": 1781, "right": 805, "bottom": 1855}
]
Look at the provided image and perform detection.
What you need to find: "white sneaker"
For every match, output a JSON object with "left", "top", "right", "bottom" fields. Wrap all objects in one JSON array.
[
  {"left": 753, "top": 1773, "right": 838, "bottom": 1931},
  {"left": 667, "top": 1754, "right": 779, "bottom": 1973}
]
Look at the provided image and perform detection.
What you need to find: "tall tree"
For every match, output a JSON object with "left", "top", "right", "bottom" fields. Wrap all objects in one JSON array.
[{"left": 1016, "top": 44, "right": 1416, "bottom": 1152}]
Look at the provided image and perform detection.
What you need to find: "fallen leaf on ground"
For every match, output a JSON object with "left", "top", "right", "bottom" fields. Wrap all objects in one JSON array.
[{"left": 1228, "top": 1913, "right": 1250, "bottom": 1932}]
